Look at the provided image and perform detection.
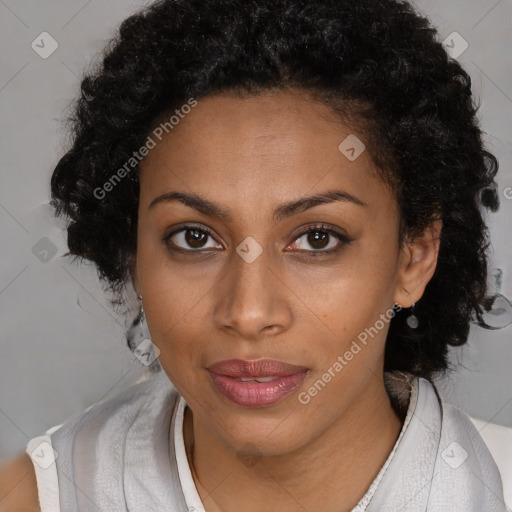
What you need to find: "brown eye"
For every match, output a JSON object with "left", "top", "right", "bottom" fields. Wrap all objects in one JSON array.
[
  {"left": 163, "top": 225, "right": 222, "bottom": 252},
  {"left": 305, "top": 230, "right": 330, "bottom": 250},
  {"left": 290, "top": 225, "right": 349, "bottom": 254},
  {"left": 185, "top": 229, "right": 208, "bottom": 248}
]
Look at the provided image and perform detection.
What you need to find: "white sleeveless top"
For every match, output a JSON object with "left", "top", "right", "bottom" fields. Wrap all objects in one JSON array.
[{"left": 25, "top": 369, "right": 507, "bottom": 512}]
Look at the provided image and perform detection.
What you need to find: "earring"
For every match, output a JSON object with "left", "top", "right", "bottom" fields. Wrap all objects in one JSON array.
[
  {"left": 406, "top": 302, "right": 418, "bottom": 329},
  {"left": 132, "top": 294, "right": 161, "bottom": 370},
  {"left": 137, "top": 295, "right": 151, "bottom": 341}
]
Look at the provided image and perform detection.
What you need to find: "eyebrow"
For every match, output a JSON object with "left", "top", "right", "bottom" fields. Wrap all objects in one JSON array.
[{"left": 148, "top": 189, "right": 367, "bottom": 222}]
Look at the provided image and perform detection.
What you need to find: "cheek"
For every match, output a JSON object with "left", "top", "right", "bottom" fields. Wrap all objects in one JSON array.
[
  {"left": 294, "top": 244, "right": 398, "bottom": 373},
  {"left": 137, "top": 228, "right": 207, "bottom": 318},
  {"left": 298, "top": 243, "right": 396, "bottom": 331},
  {"left": 144, "top": 307, "right": 206, "bottom": 396},
  {"left": 135, "top": 240, "right": 199, "bottom": 364}
]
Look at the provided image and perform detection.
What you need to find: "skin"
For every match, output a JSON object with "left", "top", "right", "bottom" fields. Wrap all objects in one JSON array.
[
  {"left": 0, "top": 453, "right": 39, "bottom": 511},
  {"left": 0, "top": 88, "right": 441, "bottom": 512},
  {"left": 127, "top": 88, "right": 442, "bottom": 512}
]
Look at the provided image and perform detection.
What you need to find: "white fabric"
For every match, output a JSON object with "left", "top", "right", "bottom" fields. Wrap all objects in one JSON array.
[
  {"left": 26, "top": 434, "right": 61, "bottom": 512},
  {"left": 350, "top": 372, "right": 418, "bottom": 511},
  {"left": 25, "top": 369, "right": 508, "bottom": 511},
  {"left": 469, "top": 416, "right": 512, "bottom": 511},
  {"left": 174, "top": 396, "right": 206, "bottom": 512},
  {"left": 364, "top": 378, "right": 507, "bottom": 511}
]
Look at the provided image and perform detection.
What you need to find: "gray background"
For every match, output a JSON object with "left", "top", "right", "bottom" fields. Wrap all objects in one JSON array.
[{"left": 1, "top": 0, "right": 511, "bottom": 464}]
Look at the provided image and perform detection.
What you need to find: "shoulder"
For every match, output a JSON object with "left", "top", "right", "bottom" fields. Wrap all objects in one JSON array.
[
  {"left": 427, "top": 379, "right": 501, "bottom": 471},
  {"left": 429, "top": 382, "right": 508, "bottom": 510},
  {"left": 0, "top": 452, "right": 40, "bottom": 512},
  {"left": 51, "top": 370, "right": 178, "bottom": 446},
  {"left": 46, "top": 370, "right": 180, "bottom": 482},
  {"left": 438, "top": 393, "right": 502, "bottom": 469},
  {"left": 442, "top": 399, "right": 508, "bottom": 480}
]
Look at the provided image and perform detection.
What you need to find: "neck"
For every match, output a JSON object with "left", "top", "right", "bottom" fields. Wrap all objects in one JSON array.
[{"left": 183, "top": 374, "right": 405, "bottom": 512}]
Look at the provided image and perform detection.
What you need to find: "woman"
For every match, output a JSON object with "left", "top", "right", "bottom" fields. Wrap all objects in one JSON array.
[{"left": 0, "top": 0, "right": 507, "bottom": 510}]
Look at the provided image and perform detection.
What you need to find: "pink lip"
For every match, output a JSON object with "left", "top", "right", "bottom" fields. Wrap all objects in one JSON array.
[
  {"left": 207, "top": 359, "right": 309, "bottom": 408},
  {"left": 207, "top": 358, "right": 308, "bottom": 378}
]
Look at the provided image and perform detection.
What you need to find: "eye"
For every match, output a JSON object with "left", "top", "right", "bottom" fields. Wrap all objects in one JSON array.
[
  {"left": 163, "top": 224, "right": 222, "bottom": 253},
  {"left": 287, "top": 224, "right": 351, "bottom": 257},
  {"left": 162, "top": 222, "right": 352, "bottom": 258}
]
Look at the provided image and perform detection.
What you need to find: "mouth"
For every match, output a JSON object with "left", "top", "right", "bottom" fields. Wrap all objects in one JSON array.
[{"left": 207, "top": 358, "right": 309, "bottom": 408}]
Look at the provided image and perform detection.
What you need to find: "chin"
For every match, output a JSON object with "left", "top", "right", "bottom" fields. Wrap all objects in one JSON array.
[{"left": 214, "top": 413, "right": 309, "bottom": 457}]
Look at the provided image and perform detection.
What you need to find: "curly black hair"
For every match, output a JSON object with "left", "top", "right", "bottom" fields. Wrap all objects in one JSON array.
[{"left": 50, "top": 0, "right": 500, "bottom": 380}]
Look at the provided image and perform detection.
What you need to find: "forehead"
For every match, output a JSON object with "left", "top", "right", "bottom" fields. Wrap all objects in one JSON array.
[{"left": 138, "top": 90, "right": 396, "bottom": 222}]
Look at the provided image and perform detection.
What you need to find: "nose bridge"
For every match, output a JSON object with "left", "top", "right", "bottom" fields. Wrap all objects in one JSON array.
[
  {"left": 236, "top": 243, "right": 271, "bottom": 292},
  {"left": 214, "top": 241, "right": 291, "bottom": 338}
]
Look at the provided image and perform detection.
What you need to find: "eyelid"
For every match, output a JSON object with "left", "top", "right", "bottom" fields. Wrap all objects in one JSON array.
[
  {"left": 286, "top": 223, "right": 351, "bottom": 255},
  {"left": 164, "top": 222, "right": 217, "bottom": 239},
  {"left": 288, "top": 222, "right": 349, "bottom": 242},
  {"left": 162, "top": 223, "right": 223, "bottom": 252}
]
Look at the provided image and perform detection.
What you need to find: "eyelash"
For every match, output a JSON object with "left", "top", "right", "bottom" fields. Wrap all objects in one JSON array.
[
  {"left": 289, "top": 223, "right": 352, "bottom": 259},
  {"left": 162, "top": 223, "right": 352, "bottom": 259}
]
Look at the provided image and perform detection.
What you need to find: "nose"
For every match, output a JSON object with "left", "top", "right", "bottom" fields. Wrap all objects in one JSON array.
[{"left": 213, "top": 246, "right": 293, "bottom": 341}]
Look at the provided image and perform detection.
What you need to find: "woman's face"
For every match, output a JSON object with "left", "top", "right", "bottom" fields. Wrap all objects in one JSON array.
[{"left": 135, "top": 89, "right": 439, "bottom": 455}]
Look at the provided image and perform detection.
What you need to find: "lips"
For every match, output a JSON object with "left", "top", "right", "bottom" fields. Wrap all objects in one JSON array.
[
  {"left": 207, "top": 358, "right": 309, "bottom": 408},
  {"left": 207, "top": 358, "right": 309, "bottom": 378}
]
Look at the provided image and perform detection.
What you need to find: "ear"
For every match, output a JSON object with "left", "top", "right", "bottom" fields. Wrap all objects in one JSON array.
[{"left": 393, "top": 217, "right": 442, "bottom": 308}]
